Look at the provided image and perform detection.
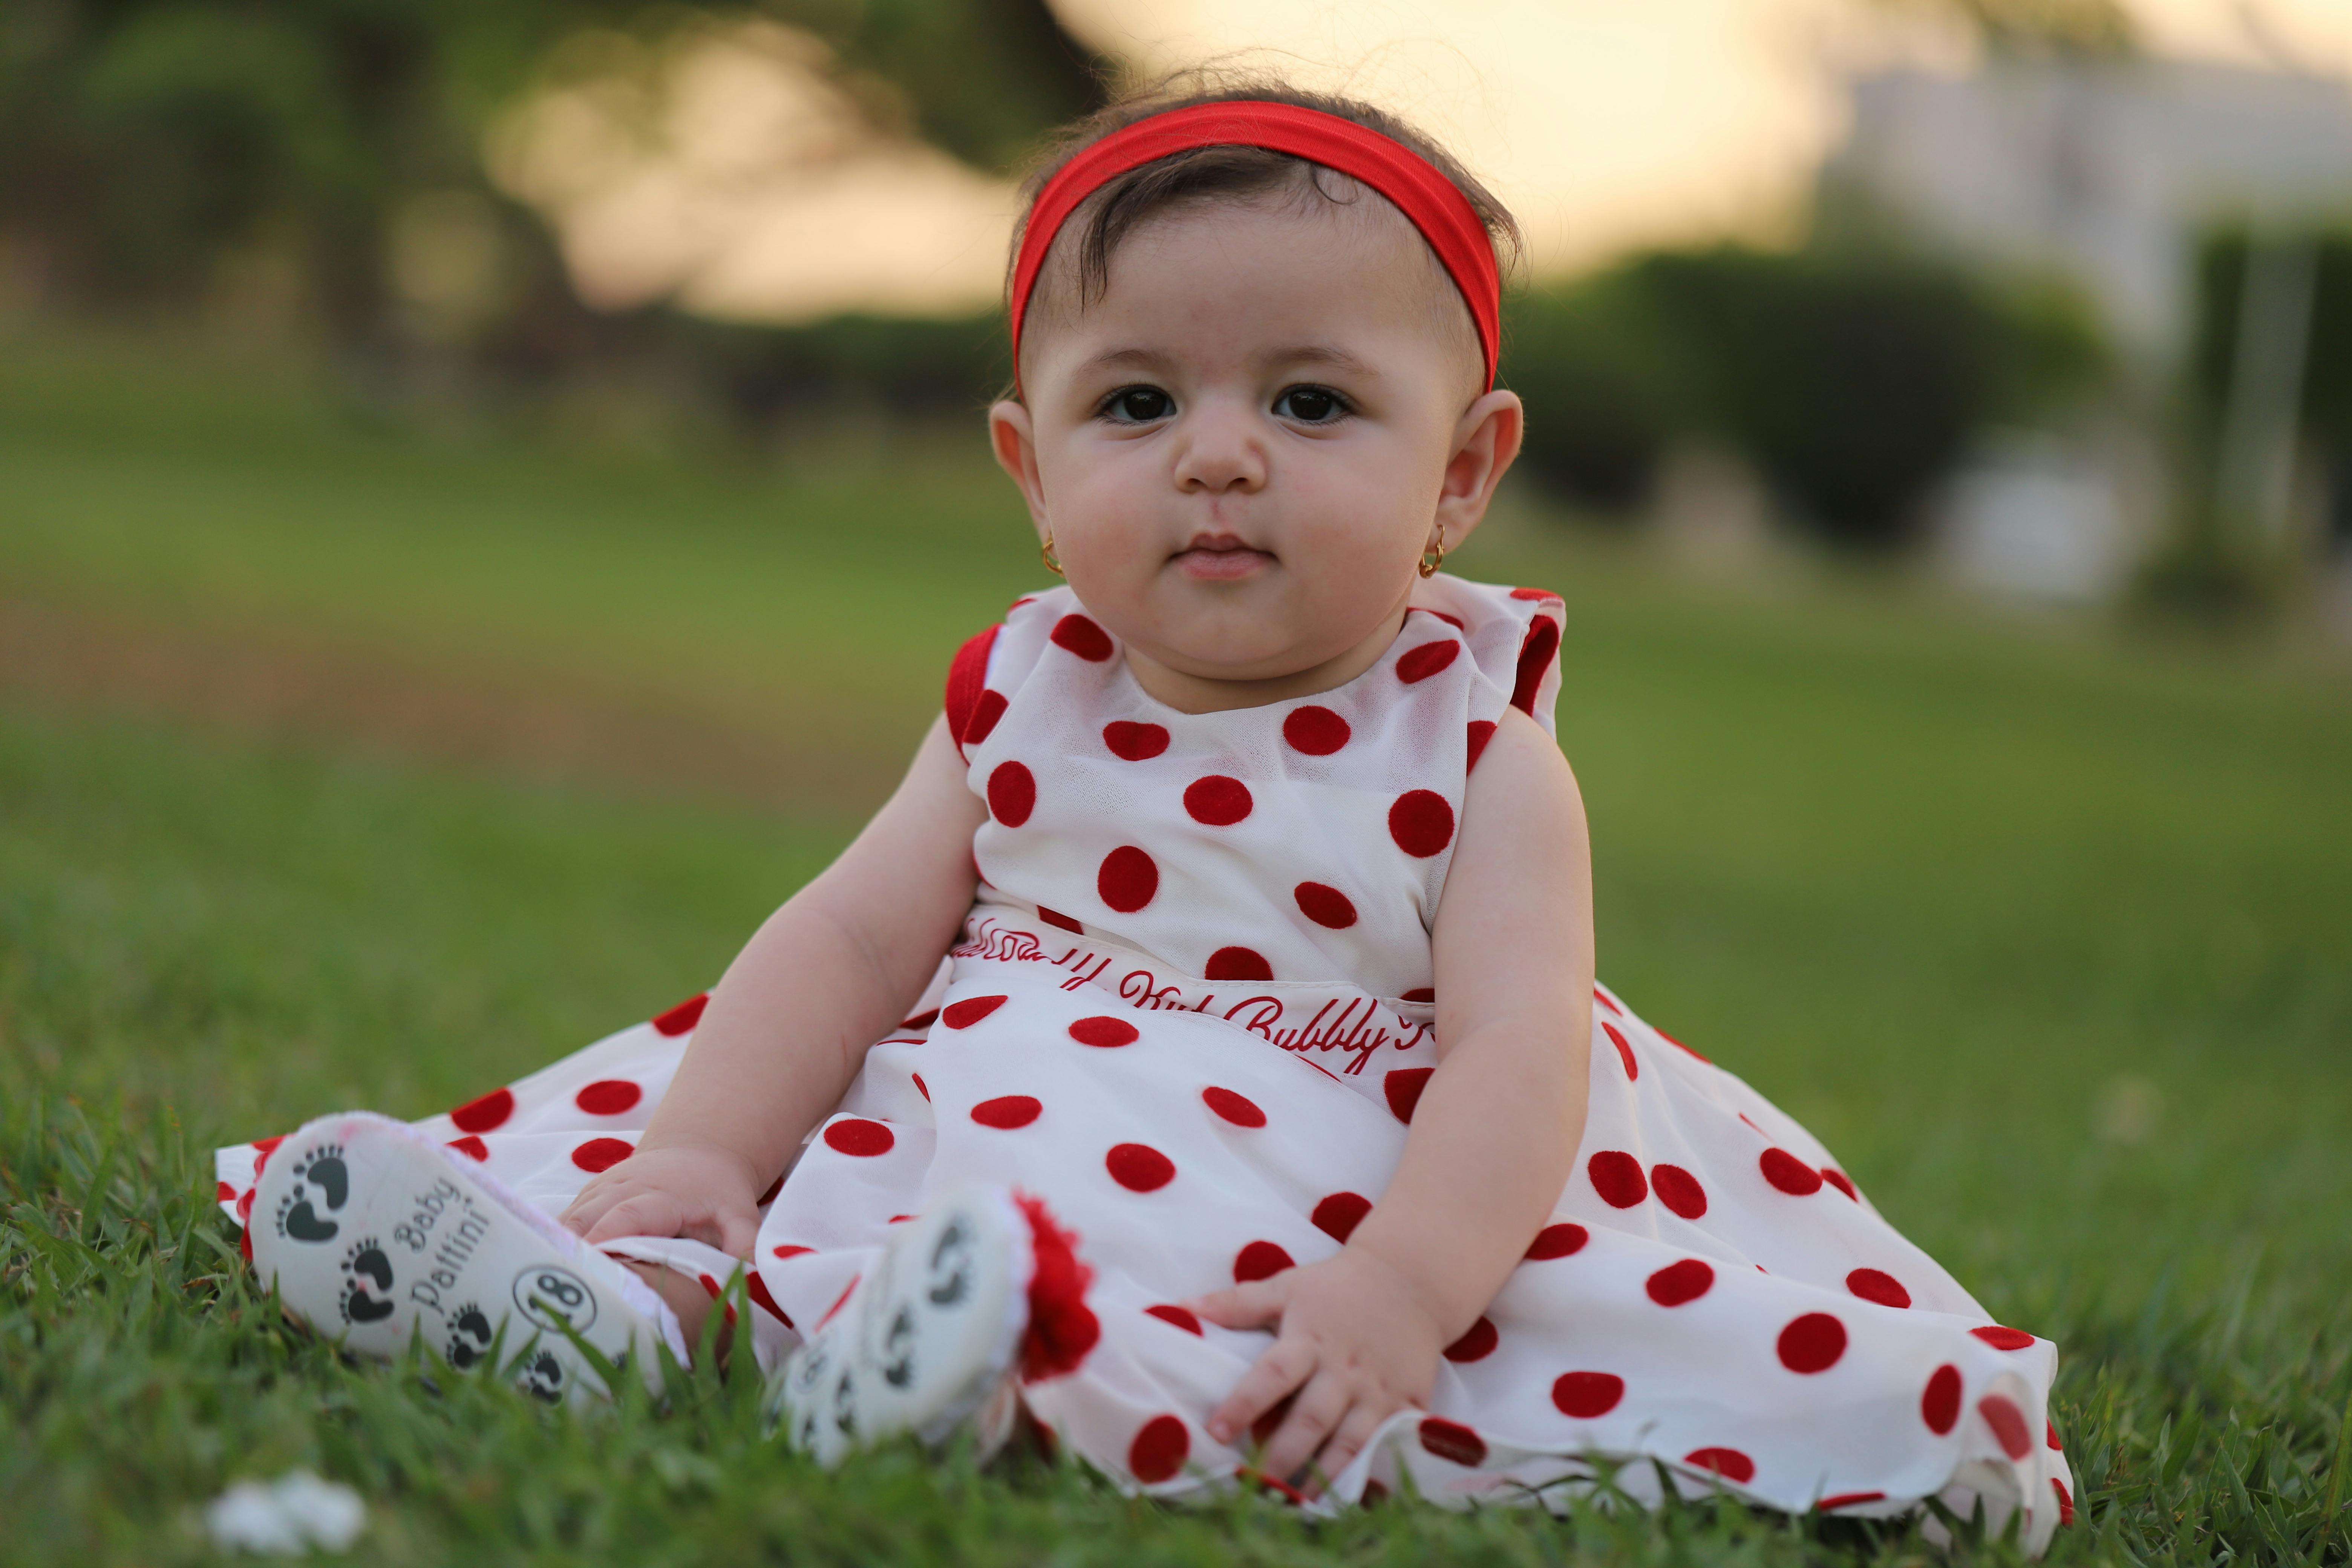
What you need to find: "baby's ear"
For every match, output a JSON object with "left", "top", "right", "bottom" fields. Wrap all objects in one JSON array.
[
  {"left": 988, "top": 400, "right": 1052, "bottom": 538},
  {"left": 1435, "top": 389, "right": 1525, "bottom": 544}
]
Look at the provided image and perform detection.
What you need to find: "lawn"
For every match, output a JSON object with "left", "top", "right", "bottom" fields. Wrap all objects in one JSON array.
[{"left": 3, "top": 326, "right": 2350, "bottom": 1565}]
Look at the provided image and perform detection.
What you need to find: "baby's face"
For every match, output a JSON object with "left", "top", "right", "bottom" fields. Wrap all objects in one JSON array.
[{"left": 993, "top": 194, "right": 1518, "bottom": 702}]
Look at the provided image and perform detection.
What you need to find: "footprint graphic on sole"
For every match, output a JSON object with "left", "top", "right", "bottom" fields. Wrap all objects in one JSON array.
[
  {"left": 338, "top": 1237, "right": 397, "bottom": 1324},
  {"left": 446, "top": 1304, "right": 495, "bottom": 1369},
  {"left": 274, "top": 1143, "right": 351, "bottom": 1244},
  {"left": 519, "top": 1348, "right": 566, "bottom": 1404}
]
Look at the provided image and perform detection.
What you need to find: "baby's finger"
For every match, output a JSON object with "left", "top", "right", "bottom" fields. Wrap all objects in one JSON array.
[
  {"left": 1206, "top": 1334, "right": 1315, "bottom": 1446},
  {"left": 1186, "top": 1278, "right": 1285, "bottom": 1331},
  {"left": 582, "top": 1189, "right": 686, "bottom": 1245},
  {"left": 1305, "top": 1398, "right": 1392, "bottom": 1498},
  {"left": 713, "top": 1207, "right": 762, "bottom": 1260},
  {"left": 557, "top": 1179, "right": 621, "bottom": 1236},
  {"left": 1257, "top": 1369, "right": 1349, "bottom": 1484}
]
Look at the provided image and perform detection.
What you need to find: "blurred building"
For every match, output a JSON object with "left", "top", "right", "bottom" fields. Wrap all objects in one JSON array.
[{"left": 1827, "top": 58, "right": 2352, "bottom": 360}]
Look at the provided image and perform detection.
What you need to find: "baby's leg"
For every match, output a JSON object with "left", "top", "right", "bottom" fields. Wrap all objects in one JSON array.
[{"left": 618, "top": 1259, "right": 732, "bottom": 1368}]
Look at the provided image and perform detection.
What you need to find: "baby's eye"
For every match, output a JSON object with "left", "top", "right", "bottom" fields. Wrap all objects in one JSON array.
[
  {"left": 1274, "top": 385, "right": 1349, "bottom": 424},
  {"left": 1100, "top": 386, "right": 1173, "bottom": 424}
]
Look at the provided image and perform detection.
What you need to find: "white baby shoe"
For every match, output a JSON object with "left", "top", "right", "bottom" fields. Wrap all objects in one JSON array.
[
  {"left": 772, "top": 1187, "right": 1031, "bottom": 1465},
  {"left": 248, "top": 1111, "right": 671, "bottom": 1404}
]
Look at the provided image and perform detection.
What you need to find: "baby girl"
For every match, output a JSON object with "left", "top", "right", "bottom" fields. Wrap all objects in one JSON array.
[{"left": 218, "top": 83, "right": 2073, "bottom": 1549}]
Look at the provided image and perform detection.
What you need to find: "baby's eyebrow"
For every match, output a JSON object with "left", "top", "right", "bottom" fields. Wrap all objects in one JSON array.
[{"left": 1073, "top": 343, "right": 1383, "bottom": 379}]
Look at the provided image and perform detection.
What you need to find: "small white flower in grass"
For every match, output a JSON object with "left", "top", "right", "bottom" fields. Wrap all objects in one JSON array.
[{"left": 205, "top": 1470, "right": 366, "bottom": 1555}]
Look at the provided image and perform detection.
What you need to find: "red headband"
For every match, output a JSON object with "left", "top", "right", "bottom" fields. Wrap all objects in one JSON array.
[{"left": 1009, "top": 101, "right": 1501, "bottom": 391}]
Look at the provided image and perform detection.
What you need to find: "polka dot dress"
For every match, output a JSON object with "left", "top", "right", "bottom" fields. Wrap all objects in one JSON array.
[{"left": 216, "top": 575, "right": 2073, "bottom": 1551}]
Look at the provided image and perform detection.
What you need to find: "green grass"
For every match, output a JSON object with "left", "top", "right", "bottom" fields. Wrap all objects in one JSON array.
[{"left": 4, "top": 326, "right": 2352, "bottom": 1563}]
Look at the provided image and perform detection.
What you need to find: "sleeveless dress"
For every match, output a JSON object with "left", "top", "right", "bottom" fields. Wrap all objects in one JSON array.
[{"left": 216, "top": 575, "right": 2074, "bottom": 1550}]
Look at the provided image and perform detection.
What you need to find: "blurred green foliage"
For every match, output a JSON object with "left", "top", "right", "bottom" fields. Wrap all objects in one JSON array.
[
  {"left": 0, "top": 0, "right": 1097, "bottom": 338},
  {"left": 1504, "top": 245, "right": 2109, "bottom": 544},
  {"left": 2191, "top": 228, "right": 2352, "bottom": 501}
]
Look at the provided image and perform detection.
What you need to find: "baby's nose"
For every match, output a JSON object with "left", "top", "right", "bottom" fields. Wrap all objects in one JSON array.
[{"left": 1172, "top": 405, "right": 1269, "bottom": 493}]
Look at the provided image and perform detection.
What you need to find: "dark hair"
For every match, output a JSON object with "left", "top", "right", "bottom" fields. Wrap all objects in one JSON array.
[{"left": 1009, "top": 71, "right": 1522, "bottom": 326}]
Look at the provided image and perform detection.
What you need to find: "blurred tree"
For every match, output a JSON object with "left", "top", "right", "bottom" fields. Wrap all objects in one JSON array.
[
  {"left": 1505, "top": 246, "right": 2108, "bottom": 545},
  {"left": 1873, "top": 0, "right": 2137, "bottom": 58},
  {"left": 0, "top": 0, "right": 1101, "bottom": 343}
]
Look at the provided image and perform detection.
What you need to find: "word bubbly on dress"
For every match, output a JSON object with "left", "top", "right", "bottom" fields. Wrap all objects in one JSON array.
[{"left": 219, "top": 576, "right": 2073, "bottom": 1549}]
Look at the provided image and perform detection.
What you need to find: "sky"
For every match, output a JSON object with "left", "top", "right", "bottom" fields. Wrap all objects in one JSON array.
[{"left": 486, "top": 0, "right": 2352, "bottom": 323}]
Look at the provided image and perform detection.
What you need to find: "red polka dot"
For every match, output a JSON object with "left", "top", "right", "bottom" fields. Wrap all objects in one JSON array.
[
  {"left": 1312, "top": 1192, "right": 1372, "bottom": 1242},
  {"left": 1201, "top": 1087, "right": 1266, "bottom": 1127},
  {"left": 1383, "top": 1066, "right": 1433, "bottom": 1124},
  {"left": 1511, "top": 617, "right": 1560, "bottom": 715},
  {"left": 1282, "top": 706, "right": 1350, "bottom": 755},
  {"left": 1551, "top": 1370, "right": 1625, "bottom": 1418},
  {"left": 1971, "top": 1325, "right": 2035, "bottom": 1350},
  {"left": 1845, "top": 1268, "right": 1911, "bottom": 1308},
  {"left": 1683, "top": 1447, "right": 1755, "bottom": 1484},
  {"left": 237, "top": 1188, "right": 256, "bottom": 1221},
  {"left": 1417, "top": 1416, "right": 1486, "bottom": 1467},
  {"left": 1233, "top": 1240, "right": 1295, "bottom": 1282},
  {"left": 1205, "top": 947, "right": 1272, "bottom": 981},
  {"left": 2047, "top": 1419, "right": 2063, "bottom": 1451},
  {"left": 1397, "top": 639, "right": 1461, "bottom": 683},
  {"left": 1098, "top": 845, "right": 1159, "bottom": 911},
  {"left": 1978, "top": 1394, "right": 2032, "bottom": 1459},
  {"left": 1401, "top": 986, "right": 1435, "bottom": 1003},
  {"left": 1922, "top": 1364, "right": 1962, "bottom": 1433},
  {"left": 1145, "top": 1304, "right": 1202, "bottom": 1335},
  {"left": 215, "top": 1181, "right": 236, "bottom": 1202},
  {"left": 1387, "top": 790, "right": 1455, "bottom": 856},
  {"left": 1182, "top": 775, "right": 1251, "bottom": 825},
  {"left": 450, "top": 1088, "right": 515, "bottom": 1133},
  {"left": 1293, "top": 881, "right": 1358, "bottom": 928},
  {"left": 1102, "top": 720, "right": 1169, "bottom": 760},
  {"left": 1527, "top": 1222, "right": 1589, "bottom": 1259},
  {"left": 1036, "top": 905, "right": 1084, "bottom": 933},
  {"left": 2052, "top": 1476, "right": 2075, "bottom": 1526},
  {"left": 822, "top": 1119, "right": 895, "bottom": 1157},
  {"left": 1592, "top": 987, "right": 1622, "bottom": 1015},
  {"left": 1777, "top": 1312, "right": 1848, "bottom": 1373},
  {"left": 1603, "top": 1021, "right": 1638, "bottom": 1079},
  {"left": 1443, "top": 1317, "right": 1499, "bottom": 1363},
  {"left": 651, "top": 993, "right": 709, "bottom": 1037},
  {"left": 575, "top": 1080, "right": 642, "bottom": 1116},
  {"left": 1051, "top": 614, "right": 1113, "bottom": 661},
  {"left": 758, "top": 1173, "right": 784, "bottom": 1204},
  {"left": 1068, "top": 1015, "right": 1138, "bottom": 1047},
  {"left": 899, "top": 1009, "right": 939, "bottom": 1031},
  {"left": 962, "top": 689, "right": 1008, "bottom": 746},
  {"left": 1660, "top": 1028, "right": 1711, "bottom": 1064},
  {"left": 1760, "top": 1148, "right": 1824, "bottom": 1194},
  {"left": 1588, "top": 1150, "right": 1649, "bottom": 1208},
  {"left": 1820, "top": 1167, "right": 1858, "bottom": 1200},
  {"left": 570, "top": 1137, "right": 632, "bottom": 1173},
  {"left": 447, "top": 1135, "right": 488, "bottom": 1162},
  {"left": 746, "top": 1272, "right": 792, "bottom": 1327},
  {"left": 1106, "top": 1143, "right": 1176, "bottom": 1191},
  {"left": 1817, "top": 1491, "right": 1886, "bottom": 1511},
  {"left": 971, "top": 1095, "right": 1041, "bottom": 1129},
  {"left": 1652, "top": 1164, "right": 1707, "bottom": 1219},
  {"left": 1511, "top": 585, "right": 1562, "bottom": 602},
  {"left": 911, "top": 1073, "right": 929, "bottom": 1102},
  {"left": 252, "top": 1134, "right": 286, "bottom": 1155},
  {"left": 1412, "top": 606, "right": 1467, "bottom": 629},
  {"left": 1646, "top": 1258, "right": 1715, "bottom": 1306},
  {"left": 1128, "top": 1414, "right": 1189, "bottom": 1482},
  {"left": 987, "top": 761, "right": 1036, "bottom": 826},
  {"left": 772, "top": 1244, "right": 813, "bottom": 1259},
  {"left": 1466, "top": 719, "right": 1498, "bottom": 772},
  {"left": 942, "top": 994, "right": 1008, "bottom": 1028}
]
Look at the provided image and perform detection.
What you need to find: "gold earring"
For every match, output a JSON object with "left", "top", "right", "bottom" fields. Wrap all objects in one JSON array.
[
  {"left": 1418, "top": 523, "right": 1447, "bottom": 579},
  {"left": 1041, "top": 532, "right": 1064, "bottom": 577}
]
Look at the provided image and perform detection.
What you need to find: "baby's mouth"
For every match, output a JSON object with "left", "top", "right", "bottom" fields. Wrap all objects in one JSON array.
[{"left": 1174, "top": 534, "right": 1273, "bottom": 581}]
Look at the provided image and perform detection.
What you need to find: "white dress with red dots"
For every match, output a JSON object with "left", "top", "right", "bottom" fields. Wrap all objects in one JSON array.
[{"left": 216, "top": 575, "right": 2074, "bottom": 1550}]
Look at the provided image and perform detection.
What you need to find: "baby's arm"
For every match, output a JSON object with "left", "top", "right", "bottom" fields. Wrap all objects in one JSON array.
[
  {"left": 561, "top": 714, "right": 986, "bottom": 1254},
  {"left": 1191, "top": 706, "right": 1593, "bottom": 1488}
]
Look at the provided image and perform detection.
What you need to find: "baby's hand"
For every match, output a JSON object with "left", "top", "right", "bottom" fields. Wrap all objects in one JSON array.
[
  {"left": 1188, "top": 1247, "right": 1447, "bottom": 1493},
  {"left": 557, "top": 1143, "right": 766, "bottom": 1256}
]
